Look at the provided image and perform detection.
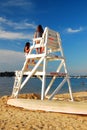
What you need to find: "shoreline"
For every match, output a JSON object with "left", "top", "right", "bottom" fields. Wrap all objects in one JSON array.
[{"left": 0, "top": 91, "right": 87, "bottom": 130}]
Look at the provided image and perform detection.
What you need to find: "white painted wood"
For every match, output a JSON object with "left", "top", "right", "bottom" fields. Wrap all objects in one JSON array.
[
  {"left": 26, "top": 53, "right": 45, "bottom": 59},
  {"left": 49, "top": 77, "right": 67, "bottom": 100},
  {"left": 11, "top": 27, "right": 73, "bottom": 101},
  {"left": 7, "top": 99, "right": 87, "bottom": 115},
  {"left": 45, "top": 60, "right": 64, "bottom": 96},
  {"left": 20, "top": 56, "right": 45, "bottom": 90}
]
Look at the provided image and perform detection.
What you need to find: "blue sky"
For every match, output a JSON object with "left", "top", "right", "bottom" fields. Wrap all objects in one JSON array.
[{"left": 0, "top": 0, "right": 87, "bottom": 75}]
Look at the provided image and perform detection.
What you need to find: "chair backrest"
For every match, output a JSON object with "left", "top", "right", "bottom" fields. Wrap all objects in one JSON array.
[
  {"left": 43, "top": 27, "right": 60, "bottom": 51},
  {"left": 32, "top": 27, "right": 61, "bottom": 53}
]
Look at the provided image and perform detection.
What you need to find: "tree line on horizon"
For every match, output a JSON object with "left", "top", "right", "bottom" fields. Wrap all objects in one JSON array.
[{"left": 0, "top": 71, "right": 87, "bottom": 78}]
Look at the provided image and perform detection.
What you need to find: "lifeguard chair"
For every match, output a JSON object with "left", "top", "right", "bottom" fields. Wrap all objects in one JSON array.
[{"left": 11, "top": 27, "right": 73, "bottom": 101}]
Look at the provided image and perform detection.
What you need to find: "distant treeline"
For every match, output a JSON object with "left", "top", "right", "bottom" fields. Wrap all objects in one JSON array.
[
  {"left": 0, "top": 72, "right": 15, "bottom": 77},
  {"left": 0, "top": 71, "right": 87, "bottom": 78}
]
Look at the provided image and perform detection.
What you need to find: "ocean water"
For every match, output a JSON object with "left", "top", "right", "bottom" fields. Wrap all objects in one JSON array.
[{"left": 0, "top": 77, "right": 87, "bottom": 97}]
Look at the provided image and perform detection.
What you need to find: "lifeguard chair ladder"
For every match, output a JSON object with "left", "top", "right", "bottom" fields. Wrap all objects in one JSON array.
[{"left": 11, "top": 27, "right": 73, "bottom": 101}]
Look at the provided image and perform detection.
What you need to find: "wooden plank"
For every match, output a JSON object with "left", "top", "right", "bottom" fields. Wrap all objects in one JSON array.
[
  {"left": 7, "top": 99, "right": 87, "bottom": 115},
  {"left": 26, "top": 53, "right": 45, "bottom": 59},
  {"left": 50, "top": 72, "right": 67, "bottom": 77},
  {"left": 24, "top": 71, "right": 44, "bottom": 76}
]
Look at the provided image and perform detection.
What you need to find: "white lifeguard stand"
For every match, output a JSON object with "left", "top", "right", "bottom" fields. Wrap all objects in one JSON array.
[{"left": 11, "top": 27, "right": 73, "bottom": 101}]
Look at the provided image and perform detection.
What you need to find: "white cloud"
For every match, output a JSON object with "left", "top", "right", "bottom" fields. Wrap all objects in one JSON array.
[
  {"left": 0, "top": 49, "right": 25, "bottom": 72},
  {"left": 0, "top": 17, "right": 36, "bottom": 30},
  {"left": 1, "top": 0, "right": 32, "bottom": 8},
  {"left": 0, "top": 29, "right": 33, "bottom": 40},
  {"left": 0, "top": 17, "right": 36, "bottom": 40},
  {"left": 66, "top": 27, "right": 83, "bottom": 33},
  {"left": 0, "top": 17, "right": 7, "bottom": 22},
  {"left": 0, "top": 0, "right": 35, "bottom": 15},
  {"left": 14, "top": 22, "right": 36, "bottom": 30}
]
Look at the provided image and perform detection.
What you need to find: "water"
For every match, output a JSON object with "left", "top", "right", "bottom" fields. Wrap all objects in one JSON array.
[{"left": 0, "top": 77, "right": 87, "bottom": 97}]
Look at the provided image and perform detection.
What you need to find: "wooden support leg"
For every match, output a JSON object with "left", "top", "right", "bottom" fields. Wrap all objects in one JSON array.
[
  {"left": 41, "top": 58, "right": 46, "bottom": 100},
  {"left": 49, "top": 77, "right": 67, "bottom": 100},
  {"left": 67, "top": 78, "right": 74, "bottom": 101}
]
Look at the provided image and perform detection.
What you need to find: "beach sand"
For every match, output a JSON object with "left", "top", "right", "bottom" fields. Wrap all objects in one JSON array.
[{"left": 0, "top": 92, "right": 87, "bottom": 130}]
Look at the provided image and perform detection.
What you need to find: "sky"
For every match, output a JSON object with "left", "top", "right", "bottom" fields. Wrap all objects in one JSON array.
[{"left": 0, "top": 0, "right": 87, "bottom": 75}]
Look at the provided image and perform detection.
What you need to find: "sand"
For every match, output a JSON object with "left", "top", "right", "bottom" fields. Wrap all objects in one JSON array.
[{"left": 0, "top": 92, "right": 87, "bottom": 130}]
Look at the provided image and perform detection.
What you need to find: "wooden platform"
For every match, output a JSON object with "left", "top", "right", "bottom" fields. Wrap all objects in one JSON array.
[{"left": 7, "top": 99, "right": 87, "bottom": 115}]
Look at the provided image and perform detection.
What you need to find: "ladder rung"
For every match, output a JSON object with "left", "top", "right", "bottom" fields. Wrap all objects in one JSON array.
[{"left": 13, "top": 86, "right": 19, "bottom": 89}]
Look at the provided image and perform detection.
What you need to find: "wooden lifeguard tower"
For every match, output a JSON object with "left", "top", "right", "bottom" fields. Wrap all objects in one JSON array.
[
  {"left": 11, "top": 27, "right": 73, "bottom": 101},
  {"left": 8, "top": 27, "right": 87, "bottom": 115}
]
